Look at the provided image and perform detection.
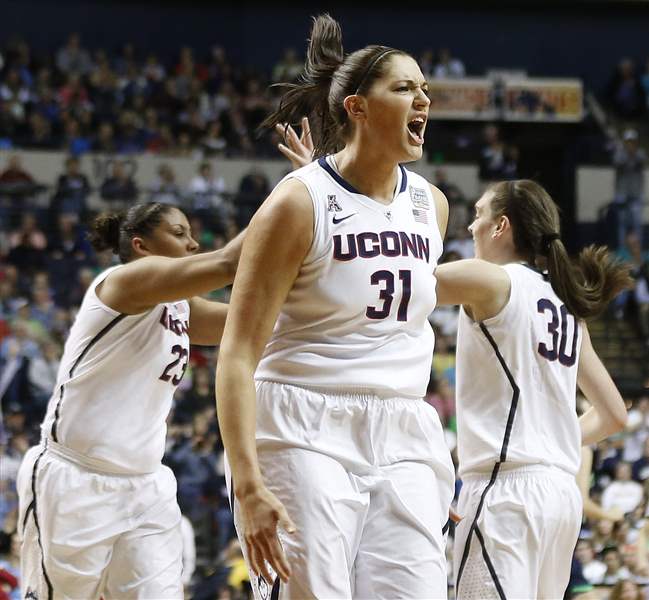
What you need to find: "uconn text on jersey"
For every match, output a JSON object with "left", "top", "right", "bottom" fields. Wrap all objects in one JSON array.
[{"left": 333, "top": 231, "right": 431, "bottom": 263}]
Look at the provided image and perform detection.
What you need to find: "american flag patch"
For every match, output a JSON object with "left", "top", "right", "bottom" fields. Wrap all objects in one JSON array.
[{"left": 412, "top": 208, "right": 428, "bottom": 224}]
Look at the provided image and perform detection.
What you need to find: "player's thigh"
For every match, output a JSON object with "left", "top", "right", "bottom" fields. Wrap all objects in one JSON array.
[
  {"left": 103, "top": 502, "right": 183, "bottom": 599},
  {"left": 229, "top": 447, "right": 369, "bottom": 600},
  {"left": 454, "top": 475, "right": 541, "bottom": 600},
  {"left": 537, "top": 475, "right": 582, "bottom": 600},
  {"left": 21, "top": 449, "right": 114, "bottom": 600},
  {"left": 354, "top": 460, "right": 450, "bottom": 600}
]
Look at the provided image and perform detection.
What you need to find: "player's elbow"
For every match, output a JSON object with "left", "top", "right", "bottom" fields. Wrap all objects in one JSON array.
[{"left": 606, "top": 406, "right": 628, "bottom": 436}]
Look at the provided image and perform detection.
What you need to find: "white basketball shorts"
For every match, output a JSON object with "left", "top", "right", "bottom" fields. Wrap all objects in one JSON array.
[
  {"left": 453, "top": 464, "right": 582, "bottom": 600},
  {"left": 226, "top": 381, "right": 456, "bottom": 600},
  {"left": 17, "top": 440, "right": 183, "bottom": 600}
]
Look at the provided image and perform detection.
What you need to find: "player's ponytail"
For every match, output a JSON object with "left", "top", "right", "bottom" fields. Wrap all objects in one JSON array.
[
  {"left": 88, "top": 202, "right": 175, "bottom": 263},
  {"left": 261, "top": 14, "right": 408, "bottom": 158},
  {"left": 489, "top": 180, "right": 632, "bottom": 320}
]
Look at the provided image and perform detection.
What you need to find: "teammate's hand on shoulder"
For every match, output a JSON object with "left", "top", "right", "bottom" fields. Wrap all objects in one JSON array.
[
  {"left": 239, "top": 484, "right": 296, "bottom": 584},
  {"left": 276, "top": 116, "right": 313, "bottom": 170}
]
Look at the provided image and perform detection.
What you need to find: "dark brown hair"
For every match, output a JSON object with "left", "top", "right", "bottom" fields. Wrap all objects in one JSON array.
[
  {"left": 488, "top": 179, "right": 633, "bottom": 320},
  {"left": 260, "top": 13, "right": 408, "bottom": 158},
  {"left": 88, "top": 202, "right": 176, "bottom": 263}
]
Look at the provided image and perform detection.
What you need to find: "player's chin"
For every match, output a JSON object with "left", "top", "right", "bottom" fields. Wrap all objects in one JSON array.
[{"left": 401, "top": 144, "right": 423, "bottom": 163}]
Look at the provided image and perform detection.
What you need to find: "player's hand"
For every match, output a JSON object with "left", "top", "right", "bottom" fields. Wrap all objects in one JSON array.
[
  {"left": 238, "top": 485, "right": 296, "bottom": 584},
  {"left": 449, "top": 506, "right": 463, "bottom": 523},
  {"left": 276, "top": 116, "right": 313, "bottom": 170}
]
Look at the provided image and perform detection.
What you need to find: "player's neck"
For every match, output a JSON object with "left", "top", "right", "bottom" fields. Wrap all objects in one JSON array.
[{"left": 333, "top": 149, "right": 399, "bottom": 205}]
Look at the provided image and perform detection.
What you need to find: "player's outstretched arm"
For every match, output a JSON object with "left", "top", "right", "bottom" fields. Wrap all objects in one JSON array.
[
  {"left": 577, "top": 323, "right": 627, "bottom": 446},
  {"left": 98, "top": 229, "right": 245, "bottom": 314},
  {"left": 577, "top": 446, "right": 624, "bottom": 522},
  {"left": 434, "top": 258, "right": 511, "bottom": 322},
  {"left": 215, "top": 178, "right": 313, "bottom": 583}
]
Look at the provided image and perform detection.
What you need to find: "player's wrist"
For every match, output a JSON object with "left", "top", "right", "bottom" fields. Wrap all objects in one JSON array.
[{"left": 234, "top": 474, "right": 265, "bottom": 501}]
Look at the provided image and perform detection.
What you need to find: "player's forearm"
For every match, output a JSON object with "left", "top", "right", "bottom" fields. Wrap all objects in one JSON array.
[
  {"left": 580, "top": 407, "right": 624, "bottom": 446},
  {"left": 215, "top": 357, "right": 264, "bottom": 497}
]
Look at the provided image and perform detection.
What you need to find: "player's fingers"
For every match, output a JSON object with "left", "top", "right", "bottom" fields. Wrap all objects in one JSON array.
[
  {"left": 278, "top": 510, "right": 296, "bottom": 534},
  {"left": 275, "top": 123, "right": 296, "bottom": 144},
  {"left": 256, "top": 545, "right": 275, "bottom": 588},
  {"left": 449, "top": 507, "right": 463, "bottom": 523},
  {"left": 259, "top": 530, "right": 291, "bottom": 582},
  {"left": 277, "top": 144, "right": 304, "bottom": 169},
  {"left": 301, "top": 116, "right": 314, "bottom": 151},
  {"left": 245, "top": 535, "right": 262, "bottom": 577}
]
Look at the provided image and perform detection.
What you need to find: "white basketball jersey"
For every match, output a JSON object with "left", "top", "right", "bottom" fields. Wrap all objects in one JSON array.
[
  {"left": 255, "top": 157, "right": 443, "bottom": 399},
  {"left": 41, "top": 266, "right": 191, "bottom": 474},
  {"left": 455, "top": 264, "right": 582, "bottom": 477}
]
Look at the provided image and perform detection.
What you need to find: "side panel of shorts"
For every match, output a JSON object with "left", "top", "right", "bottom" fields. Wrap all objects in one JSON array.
[
  {"left": 453, "top": 467, "right": 582, "bottom": 600},
  {"left": 18, "top": 447, "right": 182, "bottom": 600},
  {"left": 18, "top": 445, "right": 54, "bottom": 600}
]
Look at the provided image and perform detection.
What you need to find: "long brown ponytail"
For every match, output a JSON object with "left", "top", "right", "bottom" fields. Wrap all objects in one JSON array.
[{"left": 489, "top": 180, "right": 633, "bottom": 320}]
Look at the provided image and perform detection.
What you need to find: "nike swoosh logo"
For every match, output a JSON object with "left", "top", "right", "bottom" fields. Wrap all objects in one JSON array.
[{"left": 333, "top": 213, "right": 357, "bottom": 224}]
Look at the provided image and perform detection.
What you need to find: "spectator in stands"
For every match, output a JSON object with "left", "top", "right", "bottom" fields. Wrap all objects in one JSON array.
[
  {"left": 93, "top": 121, "right": 117, "bottom": 154},
  {"left": 418, "top": 49, "right": 435, "bottom": 80},
  {"left": 50, "top": 156, "right": 91, "bottom": 218},
  {"left": 601, "top": 546, "right": 632, "bottom": 585},
  {"left": 602, "top": 462, "right": 644, "bottom": 515},
  {"left": 116, "top": 110, "right": 145, "bottom": 154},
  {"left": 46, "top": 212, "right": 94, "bottom": 306},
  {"left": 0, "top": 68, "right": 30, "bottom": 125},
  {"left": 233, "top": 167, "right": 269, "bottom": 229},
  {"left": 23, "top": 112, "right": 58, "bottom": 149},
  {"left": 56, "top": 33, "right": 92, "bottom": 77},
  {"left": 188, "top": 161, "right": 227, "bottom": 227},
  {"left": 100, "top": 160, "right": 138, "bottom": 208},
  {"left": 434, "top": 168, "right": 468, "bottom": 240},
  {"left": 62, "top": 118, "right": 91, "bottom": 156},
  {"left": 0, "top": 156, "right": 34, "bottom": 186},
  {"left": 625, "top": 396, "right": 649, "bottom": 466},
  {"left": 574, "top": 538, "right": 607, "bottom": 585},
  {"left": 433, "top": 48, "right": 465, "bottom": 79},
  {"left": 27, "top": 337, "right": 60, "bottom": 410},
  {"left": 475, "top": 128, "right": 518, "bottom": 188},
  {"left": 6, "top": 213, "right": 47, "bottom": 276},
  {"left": 148, "top": 163, "right": 184, "bottom": 205},
  {"left": 609, "top": 579, "right": 644, "bottom": 600},
  {"left": 607, "top": 58, "right": 646, "bottom": 120},
  {"left": 0, "top": 530, "right": 20, "bottom": 600},
  {"left": 611, "top": 128, "right": 646, "bottom": 248},
  {"left": 199, "top": 120, "right": 228, "bottom": 158},
  {"left": 272, "top": 48, "right": 303, "bottom": 83},
  {"left": 29, "top": 284, "right": 57, "bottom": 331}
]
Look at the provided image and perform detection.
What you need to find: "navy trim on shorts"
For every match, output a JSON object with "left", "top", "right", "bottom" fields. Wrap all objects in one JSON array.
[
  {"left": 442, "top": 519, "right": 450, "bottom": 535},
  {"left": 455, "top": 323, "right": 520, "bottom": 597},
  {"left": 30, "top": 446, "right": 54, "bottom": 600},
  {"left": 317, "top": 157, "right": 408, "bottom": 197},
  {"left": 51, "top": 313, "right": 126, "bottom": 441},
  {"left": 475, "top": 525, "right": 506, "bottom": 599},
  {"left": 270, "top": 577, "right": 280, "bottom": 600}
]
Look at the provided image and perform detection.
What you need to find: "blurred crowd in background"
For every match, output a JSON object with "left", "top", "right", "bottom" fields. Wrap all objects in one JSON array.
[{"left": 0, "top": 32, "right": 648, "bottom": 600}]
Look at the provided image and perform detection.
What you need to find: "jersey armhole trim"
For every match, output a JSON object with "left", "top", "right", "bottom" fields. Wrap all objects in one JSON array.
[
  {"left": 89, "top": 266, "right": 123, "bottom": 317},
  {"left": 284, "top": 173, "right": 323, "bottom": 265}
]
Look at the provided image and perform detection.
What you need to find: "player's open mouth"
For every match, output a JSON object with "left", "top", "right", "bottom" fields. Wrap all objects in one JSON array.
[{"left": 407, "top": 117, "right": 426, "bottom": 145}]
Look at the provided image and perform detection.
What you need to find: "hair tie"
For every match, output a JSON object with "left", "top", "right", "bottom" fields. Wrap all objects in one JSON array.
[
  {"left": 540, "top": 232, "right": 560, "bottom": 255},
  {"left": 354, "top": 49, "right": 397, "bottom": 94}
]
